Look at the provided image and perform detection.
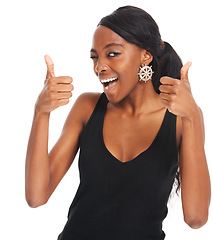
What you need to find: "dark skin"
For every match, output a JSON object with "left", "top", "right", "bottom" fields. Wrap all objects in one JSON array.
[
  {"left": 25, "top": 26, "right": 211, "bottom": 229},
  {"left": 90, "top": 26, "right": 181, "bottom": 162}
]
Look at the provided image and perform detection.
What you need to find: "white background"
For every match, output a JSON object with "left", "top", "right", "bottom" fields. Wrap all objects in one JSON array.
[{"left": 0, "top": 0, "right": 212, "bottom": 239}]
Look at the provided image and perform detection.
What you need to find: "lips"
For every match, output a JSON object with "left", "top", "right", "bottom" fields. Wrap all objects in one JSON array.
[{"left": 99, "top": 77, "right": 118, "bottom": 92}]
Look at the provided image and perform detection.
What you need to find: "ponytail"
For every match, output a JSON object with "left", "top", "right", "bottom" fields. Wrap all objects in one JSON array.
[
  {"left": 151, "top": 42, "right": 182, "bottom": 194},
  {"left": 151, "top": 42, "right": 183, "bottom": 94}
]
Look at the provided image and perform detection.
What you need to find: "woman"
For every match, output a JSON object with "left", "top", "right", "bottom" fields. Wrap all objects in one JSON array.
[{"left": 25, "top": 6, "right": 211, "bottom": 240}]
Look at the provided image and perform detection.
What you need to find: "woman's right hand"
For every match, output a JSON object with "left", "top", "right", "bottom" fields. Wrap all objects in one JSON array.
[{"left": 35, "top": 55, "right": 74, "bottom": 114}]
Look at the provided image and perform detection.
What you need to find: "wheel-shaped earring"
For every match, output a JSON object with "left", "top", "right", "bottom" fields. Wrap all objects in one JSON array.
[{"left": 138, "top": 65, "right": 154, "bottom": 83}]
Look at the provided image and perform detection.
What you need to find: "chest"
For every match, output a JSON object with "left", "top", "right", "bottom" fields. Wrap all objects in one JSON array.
[{"left": 103, "top": 108, "right": 167, "bottom": 163}]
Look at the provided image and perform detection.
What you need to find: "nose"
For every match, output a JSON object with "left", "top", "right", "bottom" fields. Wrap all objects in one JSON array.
[{"left": 95, "top": 61, "right": 109, "bottom": 74}]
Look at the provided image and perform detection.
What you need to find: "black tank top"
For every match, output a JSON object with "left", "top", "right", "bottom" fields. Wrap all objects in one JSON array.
[{"left": 58, "top": 93, "right": 179, "bottom": 240}]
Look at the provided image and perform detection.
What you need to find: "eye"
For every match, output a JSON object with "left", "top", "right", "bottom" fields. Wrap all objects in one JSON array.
[
  {"left": 90, "top": 55, "right": 98, "bottom": 60},
  {"left": 107, "top": 52, "right": 121, "bottom": 57}
]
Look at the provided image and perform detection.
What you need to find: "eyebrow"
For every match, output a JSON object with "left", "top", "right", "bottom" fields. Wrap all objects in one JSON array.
[{"left": 90, "top": 43, "right": 123, "bottom": 53}]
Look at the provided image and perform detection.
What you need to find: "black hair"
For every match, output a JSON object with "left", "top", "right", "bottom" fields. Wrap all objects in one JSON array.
[
  {"left": 98, "top": 5, "right": 181, "bottom": 194},
  {"left": 98, "top": 5, "right": 183, "bottom": 94}
]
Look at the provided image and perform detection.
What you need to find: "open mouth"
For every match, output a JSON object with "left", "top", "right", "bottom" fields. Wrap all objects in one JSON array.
[{"left": 100, "top": 77, "right": 118, "bottom": 89}]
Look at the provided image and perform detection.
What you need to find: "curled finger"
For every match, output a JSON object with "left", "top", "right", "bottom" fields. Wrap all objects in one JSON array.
[
  {"left": 160, "top": 92, "right": 170, "bottom": 101},
  {"left": 57, "top": 98, "right": 70, "bottom": 107},
  {"left": 56, "top": 92, "right": 72, "bottom": 100},
  {"left": 55, "top": 76, "right": 73, "bottom": 84},
  {"left": 57, "top": 83, "right": 74, "bottom": 92},
  {"left": 159, "top": 84, "right": 175, "bottom": 94}
]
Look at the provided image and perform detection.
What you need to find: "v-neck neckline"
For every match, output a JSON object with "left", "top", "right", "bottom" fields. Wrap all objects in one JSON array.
[{"left": 101, "top": 104, "right": 169, "bottom": 165}]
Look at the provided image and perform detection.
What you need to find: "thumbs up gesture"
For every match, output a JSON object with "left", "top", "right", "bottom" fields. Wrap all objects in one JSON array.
[
  {"left": 159, "top": 62, "right": 198, "bottom": 118},
  {"left": 35, "top": 55, "right": 74, "bottom": 114}
]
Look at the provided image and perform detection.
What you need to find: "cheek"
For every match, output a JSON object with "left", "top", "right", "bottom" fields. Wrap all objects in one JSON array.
[{"left": 119, "top": 60, "right": 140, "bottom": 83}]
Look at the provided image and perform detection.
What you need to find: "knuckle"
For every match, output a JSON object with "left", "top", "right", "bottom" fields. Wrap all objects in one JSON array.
[
  {"left": 170, "top": 94, "right": 176, "bottom": 101},
  {"left": 169, "top": 101, "right": 175, "bottom": 110},
  {"left": 47, "top": 85, "right": 55, "bottom": 94},
  {"left": 176, "top": 80, "right": 181, "bottom": 86},
  {"left": 59, "top": 76, "right": 72, "bottom": 83},
  {"left": 173, "top": 87, "right": 179, "bottom": 95},
  {"left": 47, "top": 88, "right": 56, "bottom": 98},
  {"left": 49, "top": 99, "right": 56, "bottom": 106},
  {"left": 49, "top": 92, "right": 55, "bottom": 100},
  {"left": 48, "top": 77, "right": 53, "bottom": 84},
  {"left": 49, "top": 77, "right": 57, "bottom": 84}
]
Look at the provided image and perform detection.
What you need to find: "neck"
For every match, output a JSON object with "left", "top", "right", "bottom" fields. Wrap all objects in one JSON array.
[{"left": 114, "top": 81, "right": 163, "bottom": 115}]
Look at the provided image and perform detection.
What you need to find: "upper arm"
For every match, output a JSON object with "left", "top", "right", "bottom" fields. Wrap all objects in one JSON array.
[{"left": 47, "top": 92, "right": 101, "bottom": 198}]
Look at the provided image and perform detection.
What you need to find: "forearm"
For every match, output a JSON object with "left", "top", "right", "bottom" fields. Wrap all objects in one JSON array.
[
  {"left": 180, "top": 108, "right": 211, "bottom": 228},
  {"left": 25, "top": 108, "right": 51, "bottom": 207}
]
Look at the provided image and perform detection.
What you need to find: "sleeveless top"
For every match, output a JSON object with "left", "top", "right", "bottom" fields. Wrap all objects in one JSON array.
[{"left": 58, "top": 93, "right": 179, "bottom": 240}]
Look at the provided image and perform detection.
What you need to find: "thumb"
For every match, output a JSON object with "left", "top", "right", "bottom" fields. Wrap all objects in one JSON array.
[
  {"left": 181, "top": 61, "right": 192, "bottom": 82},
  {"left": 44, "top": 55, "right": 55, "bottom": 79}
]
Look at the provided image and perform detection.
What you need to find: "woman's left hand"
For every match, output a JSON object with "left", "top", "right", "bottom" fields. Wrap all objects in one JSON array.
[{"left": 159, "top": 62, "right": 199, "bottom": 119}]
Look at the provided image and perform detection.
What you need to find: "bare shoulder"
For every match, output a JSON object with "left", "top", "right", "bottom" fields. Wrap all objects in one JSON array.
[
  {"left": 69, "top": 92, "right": 102, "bottom": 127},
  {"left": 76, "top": 92, "right": 102, "bottom": 108}
]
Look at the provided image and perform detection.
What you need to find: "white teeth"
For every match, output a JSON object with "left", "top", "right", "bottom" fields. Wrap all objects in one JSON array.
[{"left": 100, "top": 77, "right": 117, "bottom": 83}]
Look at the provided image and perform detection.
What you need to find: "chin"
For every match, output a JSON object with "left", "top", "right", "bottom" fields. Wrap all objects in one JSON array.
[
  {"left": 105, "top": 92, "right": 121, "bottom": 104},
  {"left": 105, "top": 91, "right": 130, "bottom": 105}
]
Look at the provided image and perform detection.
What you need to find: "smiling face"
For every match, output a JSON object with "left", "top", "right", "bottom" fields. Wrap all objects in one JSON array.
[{"left": 90, "top": 25, "right": 152, "bottom": 103}]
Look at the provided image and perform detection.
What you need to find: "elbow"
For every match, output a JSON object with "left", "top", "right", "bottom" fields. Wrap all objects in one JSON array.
[
  {"left": 184, "top": 212, "right": 209, "bottom": 229},
  {"left": 25, "top": 192, "right": 49, "bottom": 208},
  {"left": 25, "top": 184, "right": 50, "bottom": 208},
  {"left": 26, "top": 198, "right": 48, "bottom": 208},
  {"left": 185, "top": 218, "right": 207, "bottom": 229}
]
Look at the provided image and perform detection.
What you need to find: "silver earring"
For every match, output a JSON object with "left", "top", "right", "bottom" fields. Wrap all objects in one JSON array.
[{"left": 138, "top": 65, "right": 154, "bottom": 83}]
